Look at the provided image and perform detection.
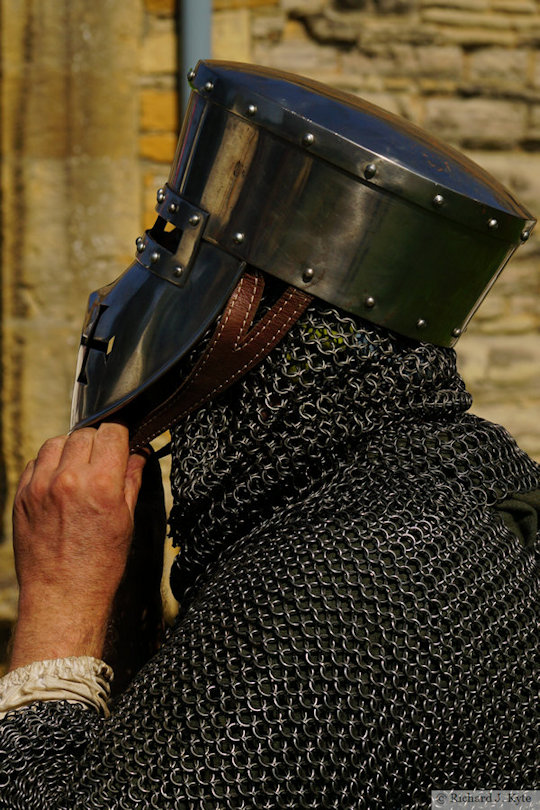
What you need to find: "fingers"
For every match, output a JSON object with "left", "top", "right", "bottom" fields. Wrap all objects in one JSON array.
[
  {"left": 57, "top": 428, "right": 95, "bottom": 469},
  {"left": 124, "top": 452, "right": 147, "bottom": 516},
  {"left": 23, "top": 435, "right": 68, "bottom": 494},
  {"left": 17, "top": 459, "right": 35, "bottom": 492},
  {"left": 35, "top": 435, "right": 69, "bottom": 473},
  {"left": 89, "top": 422, "right": 130, "bottom": 477},
  {"left": 18, "top": 424, "right": 137, "bottom": 505}
]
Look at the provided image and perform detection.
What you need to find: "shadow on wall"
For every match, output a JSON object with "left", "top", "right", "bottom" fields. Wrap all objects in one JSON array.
[
  {"left": 0, "top": 622, "right": 12, "bottom": 676},
  {"left": 335, "top": 0, "right": 416, "bottom": 10}
]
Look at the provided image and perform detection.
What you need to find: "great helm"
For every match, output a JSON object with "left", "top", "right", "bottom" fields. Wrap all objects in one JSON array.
[{"left": 71, "top": 60, "right": 535, "bottom": 447}]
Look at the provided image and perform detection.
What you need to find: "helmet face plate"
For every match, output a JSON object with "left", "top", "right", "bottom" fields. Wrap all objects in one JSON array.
[
  {"left": 71, "top": 245, "right": 244, "bottom": 431},
  {"left": 71, "top": 60, "right": 535, "bottom": 433}
]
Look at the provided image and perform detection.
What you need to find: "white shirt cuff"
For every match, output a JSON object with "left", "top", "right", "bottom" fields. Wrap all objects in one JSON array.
[{"left": 0, "top": 656, "right": 113, "bottom": 719}]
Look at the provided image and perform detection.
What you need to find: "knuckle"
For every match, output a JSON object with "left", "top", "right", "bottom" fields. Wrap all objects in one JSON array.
[
  {"left": 70, "top": 427, "right": 96, "bottom": 441},
  {"left": 39, "top": 435, "right": 65, "bottom": 454},
  {"left": 50, "top": 468, "right": 79, "bottom": 498}
]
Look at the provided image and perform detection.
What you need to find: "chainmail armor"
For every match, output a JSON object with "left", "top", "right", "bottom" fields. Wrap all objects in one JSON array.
[{"left": 1, "top": 300, "right": 538, "bottom": 809}]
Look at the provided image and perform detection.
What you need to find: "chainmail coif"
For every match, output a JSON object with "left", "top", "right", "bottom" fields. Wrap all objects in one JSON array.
[{"left": 0, "top": 299, "right": 538, "bottom": 809}]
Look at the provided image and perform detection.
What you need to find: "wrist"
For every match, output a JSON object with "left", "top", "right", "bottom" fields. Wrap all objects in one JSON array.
[{"left": 9, "top": 590, "right": 112, "bottom": 671}]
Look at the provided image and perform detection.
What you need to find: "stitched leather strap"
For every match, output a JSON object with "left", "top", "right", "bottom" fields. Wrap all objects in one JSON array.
[{"left": 130, "top": 271, "right": 313, "bottom": 452}]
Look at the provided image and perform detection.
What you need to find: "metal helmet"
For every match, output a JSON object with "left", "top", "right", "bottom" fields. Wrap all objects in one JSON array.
[{"left": 71, "top": 60, "right": 535, "bottom": 443}]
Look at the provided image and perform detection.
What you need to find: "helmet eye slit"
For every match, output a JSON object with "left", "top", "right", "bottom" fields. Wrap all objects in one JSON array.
[{"left": 149, "top": 216, "right": 183, "bottom": 254}]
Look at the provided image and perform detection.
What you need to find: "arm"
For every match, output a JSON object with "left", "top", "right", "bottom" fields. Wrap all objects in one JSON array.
[
  {"left": 8, "top": 423, "right": 145, "bottom": 670},
  {"left": 0, "top": 424, "right": 147, "bottom": 808}
]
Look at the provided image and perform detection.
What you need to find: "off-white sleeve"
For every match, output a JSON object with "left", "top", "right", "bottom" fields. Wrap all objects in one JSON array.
[{"left": 0, "top": 657, "right": 113, "bottom": 719}]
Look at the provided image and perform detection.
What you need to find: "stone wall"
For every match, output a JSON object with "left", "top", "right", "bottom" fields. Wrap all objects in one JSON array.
[{"left": 1, "top": 0, "right": 539, "bottom": 659}]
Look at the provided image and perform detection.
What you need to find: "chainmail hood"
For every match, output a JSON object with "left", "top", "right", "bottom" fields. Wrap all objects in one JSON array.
[{"left": 170, "top": 300, "right": 482, "bottom": 599}]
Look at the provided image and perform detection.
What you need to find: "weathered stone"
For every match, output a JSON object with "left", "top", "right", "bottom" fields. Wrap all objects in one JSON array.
[
  {"left": 352, "top": 42, "right": 463, "bottom": 79},
  {"left": 141, "top": 89, "right": 179, "bottom": 132},
  {"left": 1, "top": 0, "right": 142, "bottom": 537},
  {"left": 145, "top": 0, "right": 175, "bottom": 15},
  {"left": 283, "top": 17, "right": 311, "bottom": 40},
  {"left": 421, "top": 9, "right": 513, "bottom": 29},
  {"left": 280, "top": 0, "right": 326, "bottom": 12},
  {"left": 139, "top": 133, "right": 178, "bottom": 162},
  {"left": 251, "top": 10, "right": 287, "bottom": 40},
  {"left": 214, "top": 0, "right": 279, "bottom": 8},
  {"left": 252, "top": 38, "right": 338, "bottom": 72},
  {"left": 459, "top": 333, "right": 540, "bottom": 391},
  {"left": 457, "top": 332, "right": 540, "bottom": 461},
  {"left": 213, "top": 9, "right": 252, "bottom": 61},
  {"left": 491, "top": 0, "right": 537, "bottom": 11},
  {"left": 141, "top": 31, "right": 177, "bottom": 74},
  {"left": 534, "top": 52, "right": 540, "bottom": 87},
  {"left": 469, "top": 47, "right": 529, "bottom": 85},
  {"left": 419, "top": 0, "right": 489, "bottom": 8},
  {"left": 528, "top": 104, "right": 540, "bottom": 140},
  {"left": 424, "top": 98, "right": 527, "bottom": 147},
  {"left": 334, "top": 0, "right": 369, "bottom": 7},
  {"left": 512, "top": 14, "right": 540, "bottom": 30},
  {"left": 301, "top": 11, "right": 362, "bottom": 43},
  {"left": 417, "top": 45, "right": 463, "bottom": 78},
  {"left": 465, "top": 150, "right": 540, "bottom": 216},
  {"left": 475, "top": 312, "right": 538, "bottom": 335},
  {"left": 357, "top": 19, "right": 441, "bottom": 47},
  {"left": 0, "top": 545, "right": 17, "bottom": 623},
  {"left": 468, "top": 400, "right": 540, "bottom": 461},
  {"left": 439, "top": 27, "right": 517, "bottom": 47},
  {"left": 375, "top": 0, "right": 416, "bottom": 11}
]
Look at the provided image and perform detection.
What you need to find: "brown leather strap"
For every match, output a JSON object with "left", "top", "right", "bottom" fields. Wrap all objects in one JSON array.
[{"left": 130, "top": 271, "right": 313, "bottom": 452}]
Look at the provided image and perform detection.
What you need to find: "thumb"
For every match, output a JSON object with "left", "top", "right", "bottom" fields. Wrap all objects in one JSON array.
[{"left": 124, "top": 452, "right": 147, "bottom": 516}]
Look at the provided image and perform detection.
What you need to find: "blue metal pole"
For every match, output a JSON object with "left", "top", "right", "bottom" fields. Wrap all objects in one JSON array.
[{"left": 179, "top": 0, "right": 212, "bottom": 114}]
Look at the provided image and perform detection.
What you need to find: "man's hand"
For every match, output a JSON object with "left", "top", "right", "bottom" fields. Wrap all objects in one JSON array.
[{"left": 9, "top": 423, "right": 146, "bottom": 671}]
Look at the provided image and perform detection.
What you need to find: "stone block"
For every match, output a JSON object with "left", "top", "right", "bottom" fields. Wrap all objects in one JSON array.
[
  {"left": 140, "top": 90, "right": 179, "bottom": 132},
  {"left": 146, "top": 0, "right": 176, "bottom": 14},
  {"left": 373, "top": 0, "right": 416, "bottom": 11},
  {"left": 252, "top": 39, "right": 338, "bottom": 73},
  {"left": 213, "top": 9, "right": 252, "bottom": 61},
  {"left": 0, "top": 544, "right": 17, "bottom": 624},
  {"left": 458, "top": 334, "right": 540, "bottom": 396},
  {"left": 280, "top": 0, "right": 326, "bottom": 12},
  {"left": 491, "top": 0, "right": 537, "bottom": 11},
  {"left": 349, "top": 42, "right": 463, "bottom": 81},
  {"left": 465, "top": 150, "right": 540, "bottom": 216},
  {"left": 141, "top": 31, "right": 178, "bottom": 74},
  {"left": 214, "top": 0, "right": 279, "bottom": 7},
  {"left": 355, "top": 90, "right": 402, "bottom": 115},
  {"left": 529, "top": 104, "right": 540, "bottom": 141},
  {"left": 467, "top": 400, "right": 540, "bottom": 462},
  {"left": 468, "top": 48, "right": 528, "bottom": 86},
  {"left": 1, "top": 0, "right": 142, "bottom": 532},
  {"left": 302, "top": 12, "right": 360, "bottom": 44},
  {"left": 251, "top": 10, "right": 287, "bottom": 40},
  {"left": 417, "top": 45, "right": 463, "bottom": 79},
  {"left": 424, "top": 98, "right": 527, "bottom": 147},
  {"left": 139, "top": 133, "right": 178, "bottom": 162},
  {"left": 357, "top": 19, "right": 440, "bottom": 47},
  {"left": 283, "top": 18, "right": 311, "bottom": 40},
  {"left": 421, "top": 9, "right": 511, "bottom": 29},
  {"left": 340, "top": 48, "right": 396, "bottom": 81},
  {"left": 420, "top": 0, "right": 489, "bottom": 9},
  {"left": 475, "top": 312, "right": 538, "bottom": 335},
  {"left": 440, "top": 28, "right": 517, "bottom": 47},
  {"left": 534, "top": 52, "right": 540, "bottom": 87}
]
